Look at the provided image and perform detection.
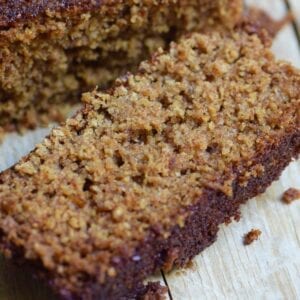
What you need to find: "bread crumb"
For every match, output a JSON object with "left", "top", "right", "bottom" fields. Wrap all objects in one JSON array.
[
  {"left": 281, "top": 188, "right": 300, "bottom": 204},
  {"left": 244, "top": 229, "right": 262, "bottom": 245},
  {"left": 143, "top": 282, "right": 168, "bottom": 300},
  {"left": 183, "top": 259, "right": 197, "bottom": 272}
]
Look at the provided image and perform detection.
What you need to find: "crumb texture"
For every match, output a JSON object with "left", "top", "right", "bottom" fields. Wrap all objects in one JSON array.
[
  {"left": 281, "top": 188, "right": 300, "bottom": 204},
  {"left": 0, "top": 0, "right": 242, "bottom": 132},
  {"left": 0, "top": 30, "right": 299, "bottom": 298}
]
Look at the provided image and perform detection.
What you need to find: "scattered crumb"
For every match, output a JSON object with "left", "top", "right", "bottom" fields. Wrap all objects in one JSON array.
[
  {"left": 281, "top": 188, "right": 300, "bottom": 204},
  {"left": 142, "top": 282, "right": 168, "bottom": 300},
  {"left": 183, "top": 259, "right": 196, "bottom": 271},
  {"left": 244, "top": 229, "right": 262, "bottom": 245}
]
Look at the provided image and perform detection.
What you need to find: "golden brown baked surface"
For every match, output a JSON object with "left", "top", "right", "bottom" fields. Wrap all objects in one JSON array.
[
  {"left": 0, "top": 0, "right": 242, "bottom": 134},
  {"left": 0, "top": 29, "right": 299, "bottom": 299}
]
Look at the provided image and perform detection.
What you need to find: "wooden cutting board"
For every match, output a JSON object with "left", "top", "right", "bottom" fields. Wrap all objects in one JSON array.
[{"left": 0, "top": 0, "right": 299, "bottom": 299}]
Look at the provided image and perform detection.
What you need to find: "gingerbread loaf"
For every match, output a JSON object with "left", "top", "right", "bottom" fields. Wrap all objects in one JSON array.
[
  {"left": 0, "top": 0, "right": 243, "bottom": 133},
  {"left": 0, "top": 29, "right": 299, "bottom": 299}
]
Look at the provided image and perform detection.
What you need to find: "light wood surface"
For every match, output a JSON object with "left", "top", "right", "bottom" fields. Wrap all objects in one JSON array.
[{"left": 0, "top": 1, "right": 299, "bottom": 299}]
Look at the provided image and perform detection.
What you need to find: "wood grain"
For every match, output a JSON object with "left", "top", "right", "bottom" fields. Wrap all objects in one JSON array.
[{"left": 0, "top": 1, "right": 299, "bottom": 299}]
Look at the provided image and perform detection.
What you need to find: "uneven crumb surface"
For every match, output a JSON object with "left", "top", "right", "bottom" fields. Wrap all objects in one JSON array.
[
  {"left": 243, "top": 229, "right": 262, "bottom": 245},
  {"left": 0, "top": 31, "right": 299, "bottom": 298},
  {"left": 0, "top": 0, "right": 242, "bottom": 132},
  {"left": 281, "top": 188, "right": 300, "bottom": 204}
]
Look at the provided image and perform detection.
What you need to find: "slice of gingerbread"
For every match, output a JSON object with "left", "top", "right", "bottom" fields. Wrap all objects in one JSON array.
[
  {"left": 0, "top": 0, "right": 243, "bottom": 133},
  {"left": 0, "top": 29, "right": 299, "bottom": 299}
]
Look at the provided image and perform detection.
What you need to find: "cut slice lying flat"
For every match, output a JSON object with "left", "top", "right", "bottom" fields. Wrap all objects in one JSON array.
[{"left": 0, "top": 29, "right": 299, "bottom": 299}]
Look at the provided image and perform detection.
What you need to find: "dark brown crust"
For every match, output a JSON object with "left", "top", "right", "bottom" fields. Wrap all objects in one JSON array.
[
  {"left": 1, "top": 129, "right": 299, "bottom": 299},
  {"left": 0, "top": 0, "right": 103, "bottom": 28}
]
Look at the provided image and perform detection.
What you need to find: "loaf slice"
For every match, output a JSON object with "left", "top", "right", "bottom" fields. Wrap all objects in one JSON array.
[
  {"left": 0, "top": 0, "right": 243, "bottom": 133},
  {"left": 0, "top": 30, "right": 299, "bottom": 299}
]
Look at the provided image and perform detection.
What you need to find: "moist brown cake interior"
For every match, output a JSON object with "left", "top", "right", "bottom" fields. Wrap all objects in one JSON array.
[
  {"left": 0, "top": 0, "right": 243, "bottom": 134},
  {"left": 0, "top": 29, "right": 299, "bottom": 299}
]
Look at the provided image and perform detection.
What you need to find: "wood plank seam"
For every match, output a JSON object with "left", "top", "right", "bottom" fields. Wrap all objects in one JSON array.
[
  {"left": 161, "top": 270, "right": 174, "bottom": 300},
  {"left": 286, "top": 0, "right": 300, "bottom": 47},
  {"left": 288, "top": 0, "right": 300, "bottom": 37}
]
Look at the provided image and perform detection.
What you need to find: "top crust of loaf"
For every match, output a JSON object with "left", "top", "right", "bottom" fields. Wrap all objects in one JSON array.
[
  {"left": 0, "top": 0, "right": 243, "bottom": 28},
  {"left": 0, "top": 0, "right": 102, "bottom": 27}
]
